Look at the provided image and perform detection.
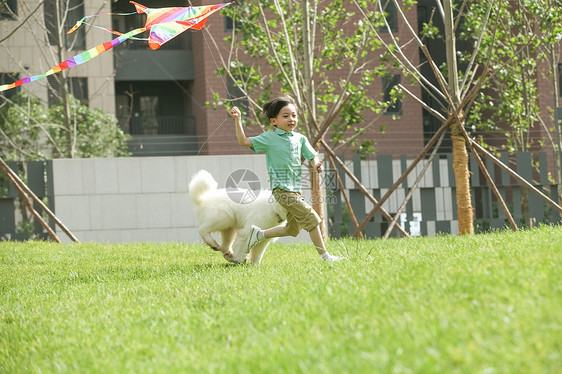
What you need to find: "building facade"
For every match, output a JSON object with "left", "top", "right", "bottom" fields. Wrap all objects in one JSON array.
[
  {"left": 1, "top": 1, "right": 561, "bottom": 167},
  {"left": 1, "top": 0, "right": 116, "bottom": 114}
]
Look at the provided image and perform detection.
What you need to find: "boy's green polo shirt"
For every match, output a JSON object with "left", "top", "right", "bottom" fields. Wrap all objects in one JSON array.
[{"left": 249, "top": 128, "right": 317, "bottom": 192}]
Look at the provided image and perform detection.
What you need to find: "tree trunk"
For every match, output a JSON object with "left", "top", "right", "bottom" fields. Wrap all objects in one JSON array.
[{"left": 451, "top": 127, "right": 474, "bottom": 235}]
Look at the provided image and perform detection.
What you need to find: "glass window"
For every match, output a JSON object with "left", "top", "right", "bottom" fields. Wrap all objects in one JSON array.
[
  {"left": 115, "top": 81, "right": 189, "bottom": 135},
  {"left": 224, "top": 0, "right": 241, "bottom": 32},
  {"left": 227, "top": 77, "right": 248, "bottom": 115},
  {"left": 65, "top": 0, "right": 85, "bottom": 50},
  {"left": 383, "top": 74, "right": 402, "bottom": 115},
  {"left": 140, "top": 96, "right": 159, "bottom": 128},
  {"left": 558, "top": 63, "right": 562, "bottom": 98},
  {"left": 44, "top": 0, "right": 85, "bottom": 50},
  {"left": 47, "top": 76, "right": 89, "bottom": 106},
  {"left": 224, "top": 16, "right": 235, "bottom": 32},
  {"left": 379, "top": 0, "right": 398, "bottom": 33}
]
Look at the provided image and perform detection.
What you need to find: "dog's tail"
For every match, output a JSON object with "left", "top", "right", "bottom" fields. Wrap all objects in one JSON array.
[{"left": 188, "top": 170, "right": 218, "bottom": 205}]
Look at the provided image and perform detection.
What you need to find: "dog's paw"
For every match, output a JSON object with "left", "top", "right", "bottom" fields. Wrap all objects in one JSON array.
[
  {"left": 223, "top": 251, "right": 246, "bottom": 264},
  {"left": 223, "top": 251, "right": 236, "bottom": 262},
  {"left": 245, "top": 254, "right": 259, "bottom": 266}
]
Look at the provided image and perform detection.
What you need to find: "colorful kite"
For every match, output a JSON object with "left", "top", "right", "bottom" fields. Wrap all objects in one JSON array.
[{"left": 0, "top": 1, "right": 234, "bottom": 92}]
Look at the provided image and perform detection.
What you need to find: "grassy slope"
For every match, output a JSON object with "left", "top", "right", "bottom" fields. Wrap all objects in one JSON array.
[{"left": 0, "top": 226, "right": 560, "bottom": 373}]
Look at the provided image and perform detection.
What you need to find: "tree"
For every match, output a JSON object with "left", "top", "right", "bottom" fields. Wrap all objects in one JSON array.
[
  {"left": 461, "top": 0, "right": 562, "bottom": 222},
  {"left": 443, "top": 0, "right": 474, "bottom": 234},
  {"left": 346, "top": 0, "right": 479, "bottom": 234},
  {"left": 461, "top": 0, "right": 555, "bottom": 153},
  {"left": 538, "top": 0, "right": 562, "bottom": 207},
  {"left": 361, "top": 0, "right": 562, "bottom": 234},
  {"left": 0, "top": 92, "right": 129, "bottom": 161},
  {"left": 0, "top": 2, "right": 139, "bottom": 241},
  {"left": 48, "top": 95, "right": 130, "bottom": 158},
  {"left": 0, "top": 93, "right": 50, "bottom": 161},
  {"left": 0, "top": 91, "right": 128, "bottom": 240}
]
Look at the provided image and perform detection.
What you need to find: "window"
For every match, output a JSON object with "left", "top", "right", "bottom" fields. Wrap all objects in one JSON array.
[
  {"left": 559, "top": 63, "right": 562, "bottom": 97},
  {"left": 64, "top": 0, "right": 85, "bottom": 50},
  {"left": 224, "top": 16, "right": 236, "bottom": 32},
  {"left": 0, "top": 0, "right": 17, "bottom": 20},
  {"left": 0, "top": 73, "right": 20, "bottom": 104},
  {"left": 225, "top": 15, "right": 242, "bottom": 32},
  {"left": 379, "top": 0, "right": 398, "bottom": 33},
  {"left": 227, "top": 77, "right": 248, "bottom": 115},
  {"left": 137, "top": 96, "right": 160, "bottom": 135},
  {"left": 47, "top": 76, "right": 89, "bottom": 106},
  {"left": 115, "top": 81, "right": 189, "bottom": 135},
  {"left": 44, "top": 0, "right": 85, "bottom": 50},
  {"left": 224, "top": 0, "right": 240, "bottom": 32},
  {"left": 382, "top": 74, "right": 402, "bottom": 115}
]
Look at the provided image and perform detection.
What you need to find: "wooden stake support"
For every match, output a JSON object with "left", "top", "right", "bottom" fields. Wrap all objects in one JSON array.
[
  {"left": 383, "top": 131, "right": 446, "bottom": 239},
  {"left": 321, "top": 140, "right": 410, "bottom": 238},
  {"left": 0, "top": 157, "right": 79, "bottom": 243},
  {"left": 353, "top": 121, "right": 450, "bottom": 237},
  {"left": 469, "top": 141, "right": 562, "bottom": 215},
  {"left": 326, "top": 154, "right": 364, "bottom": 239}
]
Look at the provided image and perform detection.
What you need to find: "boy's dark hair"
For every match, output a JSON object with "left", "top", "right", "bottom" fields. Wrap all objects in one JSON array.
[{"left": 262, "top": 95, "right": 297, "bottom": 119}]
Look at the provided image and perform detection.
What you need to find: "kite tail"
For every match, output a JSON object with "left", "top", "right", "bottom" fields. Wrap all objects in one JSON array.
[{"left": 0, "top": 27, "right": 147, "bottom": 93}]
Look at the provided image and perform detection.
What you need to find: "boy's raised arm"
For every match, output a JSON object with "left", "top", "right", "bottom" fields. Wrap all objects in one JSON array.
[{"left": 230, "top": 107, "right": 253, "bottom": 147}]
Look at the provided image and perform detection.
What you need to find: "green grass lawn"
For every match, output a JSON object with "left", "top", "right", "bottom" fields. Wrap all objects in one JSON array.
[{"left": 1, "top": 226, "right": 560, "bottom": 373}]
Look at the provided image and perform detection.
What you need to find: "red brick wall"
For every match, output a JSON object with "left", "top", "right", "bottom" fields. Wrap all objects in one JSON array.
[{"left": 536, "top": 52, "right": 562, "bottom": 178}]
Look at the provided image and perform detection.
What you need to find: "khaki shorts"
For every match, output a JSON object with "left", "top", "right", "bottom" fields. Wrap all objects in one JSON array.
[{"left": 273, "top": 188, "right": 321, "bottom": 236}]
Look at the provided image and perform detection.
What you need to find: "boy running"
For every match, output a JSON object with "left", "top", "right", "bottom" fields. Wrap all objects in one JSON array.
[{"left": 230, "top": 95, "right": 345, "bottom": 262}]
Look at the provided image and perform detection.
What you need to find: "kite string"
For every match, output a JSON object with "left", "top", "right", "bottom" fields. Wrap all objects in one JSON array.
[
  {"left": 67, "top": 11, "right": 139, "bottom": 34},
  {"left": 159, "top": 0, "right": 238, "bottom": 155},
  {"left": 196, "top": 116, "right": 231, "bottom": 155},
  {"left": 195, "top": 30, "right": 237, "bottom": 155},
  {"left": 143, "top": 48, "right": 236, "bottom": 156},
  {"left": 202, "top": 30, "right": 230, "bottom": 95},
  {"left": 80, "top": 22, "right": 149, "bottom": 40}
]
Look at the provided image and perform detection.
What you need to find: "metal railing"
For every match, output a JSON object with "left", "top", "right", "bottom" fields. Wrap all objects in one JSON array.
[{"left": 119, "top": 116, "right": 196, "bottom": 135}]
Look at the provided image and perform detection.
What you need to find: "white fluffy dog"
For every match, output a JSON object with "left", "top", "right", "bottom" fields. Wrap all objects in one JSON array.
[{"left": 188, "top": 170, "right": 287, "bottom": 264}]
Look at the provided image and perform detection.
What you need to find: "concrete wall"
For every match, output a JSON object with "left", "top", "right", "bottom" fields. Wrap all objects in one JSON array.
[{"left": 52, "top": 155, "right": 313, "bottom": 243}]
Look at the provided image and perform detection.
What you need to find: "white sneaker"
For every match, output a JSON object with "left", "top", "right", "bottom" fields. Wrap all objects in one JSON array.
[
  {"left": 245, "top": 225, "right": 263, "bottom": 253},
  {"left": 321, "top": 253, "right": 346, "bottom": 262}
]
